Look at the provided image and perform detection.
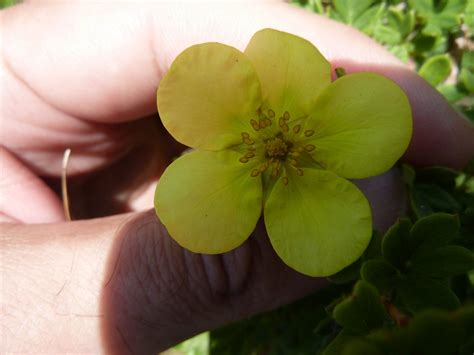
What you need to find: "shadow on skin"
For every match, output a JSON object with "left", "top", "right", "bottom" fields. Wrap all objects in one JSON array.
[{"left": 100, "top": 211, "right": 324, "bottom": 354}]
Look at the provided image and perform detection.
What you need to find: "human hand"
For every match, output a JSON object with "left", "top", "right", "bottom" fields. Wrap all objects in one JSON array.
[{"left": 1, "top": 1, "right": 473, "bottom": 353}]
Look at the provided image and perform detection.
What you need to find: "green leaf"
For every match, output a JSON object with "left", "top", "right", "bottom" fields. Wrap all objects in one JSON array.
[
  {"left": 361, "top": 259, "right": 401, "bottom": 292},
  {"left": 419, "top": 54, "right": 452, "bottom": 87},
  {"left": 408, "top": 0, "right": 432, "bottom": 14},
  {"left": 332, "top": 0, "right": 376, "bottom": 24},
  {"left": 382, "top": 219, "right": 412, "bottom": 269},
  {"left": 410, "top": 245, "right": 474, "bottom": 278},
  {"left": 438, "top": 83, "right": 467, "bottom": 103},
  {"left": 387, "top": 7, "right": 416, "bottom": 38},
  {"left": 329, "top": 231, "right": 383, "bottom": 284},
  {"left": 416, "top": 166, "right": 460, "bottom": 189},
  {"left": 411, "top": 183, "right": 462, "bottom": 217},
  {"left": 409, "top": 213, "right": 460, "bottom": 254},
  {"left": 388, "top": 44, "right": 411, "bottom": 62},
  {"left": 403, "top": 310, "right": 465, "bottom": 355},
  {"left": 333, "top": 281, "right": 387, "bottom": 334},
  {"left": 397, "top": 277, "right": 460, "bottom": 313},
  {"left": 363, "top": 230, "right": 383, "bottom": 260},
  {"left": 464, "top": 0, "right": 474, "bottom": 34},
  {"left": 460, "top": 68, "right": 474, "bottom": 93},
  {"left": 373, "top": 24, "right": 401, "bottom": 45},
  {"left": 354, "top": 3, "right": 385, "bottom": 34}
]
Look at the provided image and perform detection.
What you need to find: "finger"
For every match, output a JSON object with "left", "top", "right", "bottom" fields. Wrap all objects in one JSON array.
[
  {"left": 0, "top": 146, "right": 64, "bottom": 223},
  {"left": 2, "top": 2, "right": 473, "bottom": 170},
  {"left": 2, "top": 163, "right": 405, "bottom": 352}
]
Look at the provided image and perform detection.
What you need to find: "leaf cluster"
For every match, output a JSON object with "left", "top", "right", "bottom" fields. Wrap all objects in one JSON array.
[{"left": 203, "top": 160, "right": 474, "bottom": 355}]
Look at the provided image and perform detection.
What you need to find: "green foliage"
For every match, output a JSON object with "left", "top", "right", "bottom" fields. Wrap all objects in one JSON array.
[
  {"left": 0, "top": 0, "right": 18, "bottom": 9},
  {"left": 292, "top": 0, "right": 474, "bottom": 122},
  {"left": 332, "top": 281, "right": 388, "bottom": 334},
  {"left": 419, "top": 54, "right": 453, "bottom": 87},
  {"left": 205, "top": 159, "right": 474, "bottom": 354}
]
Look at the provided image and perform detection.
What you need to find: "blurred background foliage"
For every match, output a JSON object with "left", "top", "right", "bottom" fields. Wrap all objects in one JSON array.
[
  {"left": 1, "top": 1, "right": 472, "bottom": 354},
  {"left": 292, "top": 0, "right": 474, "bottom": 122}
]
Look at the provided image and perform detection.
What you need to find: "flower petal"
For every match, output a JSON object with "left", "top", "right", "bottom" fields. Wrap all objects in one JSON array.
[
  {"left": 157, "top": 43, "right": 262, "bottom": 150},
  {"left": 244, "top": 28, "right": 331, "bottom": 119},
  {"left": 155, "top": 150, "right": 262, "bottom": 253},
  {"left": 264, "top": 168, "right": 372, "bottom": 276},
  {"left": 305, "top": 72, "right": 412, "bottom": 178}
]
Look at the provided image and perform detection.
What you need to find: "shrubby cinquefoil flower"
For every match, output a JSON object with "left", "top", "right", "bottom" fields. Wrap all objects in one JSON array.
[{"left": 154, "top": 29, "right": 412, "bottom": 276}]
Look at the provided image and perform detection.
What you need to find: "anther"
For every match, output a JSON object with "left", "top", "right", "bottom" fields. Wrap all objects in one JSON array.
[
  {"left": 239, "top": 157, "right": 249, "bottom": 163},
  {"left": 251, "top": 119, "right": 260, "bottom": 131},
  {"left": 281, "top": 124, "right": 289, "bottom": 133},
  {"left": 278, "top": 117, "right": 285, "bottom": 127},
  {"left": 245, "top": 152, "right": 255, "bottom": 159},
  {"left": 283, "top": 111, "right": 290, "bottom": 121},
  {"left": 264, "top": 118, "right": 272, "bottom": 126},
  {"left": 251, "top": 169, "right": 260, "bottom": 177},
  {"left": 297, "top": 146, "right": 305, "bottom": 153},
  {"left": 293, "top": 124, "right": 301, "bottom": 134},
  {"left": 241, "top": 132, "right": 250, "bottom": 139},
  {"left": 259, "top": 163, "right": 269, "bottom": 173},
  {"left": 244, "top": 138, "right": 255, "bottom": 145},
  {"left": 268, "top": 109, "right": 275, "bottom": 118},
  {"left": 259, "top": 119, "right": 267, "bottom": 128},
  {"left": 304, "top": 129, "right": 315, "bottom": 137},
  {"left": 296, "top": 168, "right": 304, "bottom": 176},
  {"left": 283, "top": 176, "right": 289, "bottom": 185},
  {"left": 289, "top": 158, "right": 298, "bottom": 166},
  {"left": 305, "top": 144, "right": 316, "bottom": 152}
]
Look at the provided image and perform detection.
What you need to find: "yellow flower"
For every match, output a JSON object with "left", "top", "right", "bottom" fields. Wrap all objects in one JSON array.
[{"left": 154, "top": 29, "right": 412, "bottom": 276}]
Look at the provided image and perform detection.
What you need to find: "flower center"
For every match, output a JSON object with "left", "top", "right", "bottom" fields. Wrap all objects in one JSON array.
[
  {"left": 238, "top": 108, "right": 316, "bottom": 185},
  {"left": 264, "top": 134, "right": 291, "bottom": 159}
]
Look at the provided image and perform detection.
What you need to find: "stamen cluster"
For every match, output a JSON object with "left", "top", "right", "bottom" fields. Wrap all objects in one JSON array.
[{"left": 239, "top": 109, "right": 316, "bottom": 185}]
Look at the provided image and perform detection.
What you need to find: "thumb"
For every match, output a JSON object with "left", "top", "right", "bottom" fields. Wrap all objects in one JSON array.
[
  {"left": 101, "top": 210, "right": 323, "bottom": 353},
  {"left": 102, "top": 168, "right": 404, "bottom": 353}
]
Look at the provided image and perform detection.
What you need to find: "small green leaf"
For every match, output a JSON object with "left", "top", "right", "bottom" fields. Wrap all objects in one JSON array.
[
  {"left": 419, "top": 54, "right": 452, "bottom": 87},
  {"left": 416, "top": 166, "right": 459, "bottom": 189},
  {"left": 333, "top": 281, "right": 387, "bottom": 334},
  {"left": 361, "top": 259, "right": 400, "bottom": 292},
  {"left": 397, "top": 277, "right": 460, "bottom": 313},
  {"left": 411, "top": 183, "right": 462, "bottom": 217},
  {"left": 409, "top": 213, "right": 460, "bottom": 254},
  {"left": 438, "top": 83, "right": 467, "bottom": 103},
  {"left": 382, "top": 219, "right": 412, "bottom": 269},
  {"left": 332, "top": 0, "right": 376, "bottom": 24},
  {"left": 363, "top": 230, "right": 383, "bottom": 260},
  {"left": 460, "top": 67, "right": 474, "bottom": 93},
  {"left": 410, "top": 245, "right": 474, "bottom": 278},
  {"left": 354, "top": 3, "right": 385, "bottom": 34}
]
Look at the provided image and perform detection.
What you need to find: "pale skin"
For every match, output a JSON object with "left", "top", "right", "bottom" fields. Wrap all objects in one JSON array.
[{"left": 1, "top": 1, "right": 473, "bottom": 354}]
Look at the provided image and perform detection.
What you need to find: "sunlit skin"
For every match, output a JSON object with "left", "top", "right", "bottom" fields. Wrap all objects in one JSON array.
[{"left": 154, "top": 29, "right": 412, "bottom": 276}]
